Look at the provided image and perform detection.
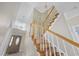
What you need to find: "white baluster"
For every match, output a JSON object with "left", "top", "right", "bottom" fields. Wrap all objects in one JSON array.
[
  {"left": 45, "top": 34, "right": 48, "bottom": 56},
  {"left": 42, "top": 27, "right": 44, "bottom": 51},
  {"left": 50, "top": 34, "right": 56, "bottom": 56},
  {"left": 62, "top": 41, "right": 68, "bottom": 56},
  {"left": 49, "top": 42, "right": 52, "bottom": 56},
  {"left": 55, "top": 36, "right": 61, "bottom": 56},
  {"left": 47, "top": 34, "right": 51, "bottom": 56},
  {"left": 40, "top": 29, "right": 42, "bottom": 51}
]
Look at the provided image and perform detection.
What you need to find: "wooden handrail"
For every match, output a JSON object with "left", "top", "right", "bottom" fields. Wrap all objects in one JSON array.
[
  {"left": 47, "top": 29, "right": 79, "bottom": 48},
  {"left": 45, "top": 6, "right": 55, "bottom": 21}
]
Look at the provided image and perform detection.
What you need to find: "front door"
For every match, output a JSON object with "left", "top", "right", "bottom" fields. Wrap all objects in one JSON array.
[{"left": 6, "top": 35, "right": 22, "bottom": 54}]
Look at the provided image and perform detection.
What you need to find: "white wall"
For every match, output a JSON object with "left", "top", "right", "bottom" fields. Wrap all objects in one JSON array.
[
  {"left": 68, "top": 16, "right": 79, "bottom": 26},
  {"left": 49, "top": 14, "right": 78, "bottom": 55},
  {"left": 50, "top": 14, "right": 72, "bottom": 39}
]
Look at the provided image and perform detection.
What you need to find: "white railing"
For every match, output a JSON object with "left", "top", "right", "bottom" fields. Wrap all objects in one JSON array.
[
  {"left": 44, "top": 33, "right": 65, "bottom": 56},
  {"left": 47, "top": 30, "right": 79, "bottom": 56}
]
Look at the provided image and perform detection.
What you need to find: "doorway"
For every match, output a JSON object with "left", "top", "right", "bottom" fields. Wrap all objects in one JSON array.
[{"left": 6, "top": 35, "right": 22, "bottom": 54}]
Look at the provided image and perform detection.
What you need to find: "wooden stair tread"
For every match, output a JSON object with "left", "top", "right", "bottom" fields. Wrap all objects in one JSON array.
[{"left": 32, "top": 35, "right": 64, "bottom": 56}]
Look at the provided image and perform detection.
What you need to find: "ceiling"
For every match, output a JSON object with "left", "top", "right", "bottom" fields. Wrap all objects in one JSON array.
[
  {"left": 54, "top": 2, "right": 79, "bottom": 20},
  {"left": 0, "top": 2, "right": 79, "bottom": 34},
  {"left": 0, "top": 2, "right": 21, "bottom": 27},
  {"left": 54, "top": 2, "right": 79, "bottom": 13}
]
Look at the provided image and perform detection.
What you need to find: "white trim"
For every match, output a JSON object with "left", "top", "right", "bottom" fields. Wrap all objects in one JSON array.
[{"left": 63, "top": 13, "right": 76, "bottom": 56}]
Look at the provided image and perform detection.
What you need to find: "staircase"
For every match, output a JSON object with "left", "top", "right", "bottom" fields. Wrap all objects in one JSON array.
[
  {"left": 31, "top": 34, "right": 64, "bottom": 56},
  {"left": 30, "top": 5, "right": 79, "bottom": 56},
  {"left": 30, "top": 6, "right": 64, "bottom": 56}
]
